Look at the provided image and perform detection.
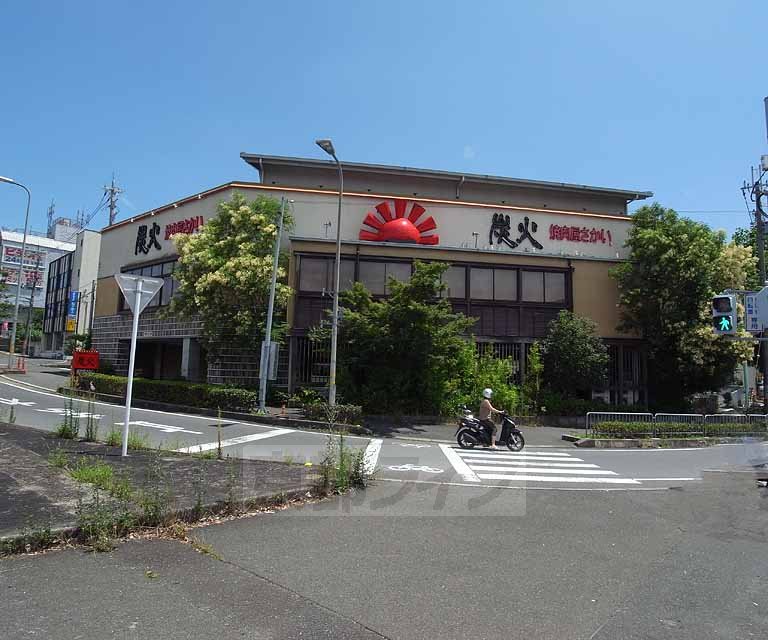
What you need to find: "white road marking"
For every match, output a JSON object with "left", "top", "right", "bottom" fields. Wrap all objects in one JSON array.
[
  {"left": 459, "top": 453, "right": 586, "bottom": 462},
  {"left": 476, "top": 473, "right": 641, "bottom": 484},
  {"left": 37, "top": 408, "right": 103, "bottom": 419},
  {"left": 459, "top": 450, "right": 573, "bottom": 457},
  {"left": 387, "top": 464, "right": 444, "bottom": 474},
  {"left": 630, "top": 477, "right": 700, "bottom": 481},
  {"left": 378, "top": 478, "right": 664, "bottom": 491},
  {"left": 439, "top": 444, "right": 481, "bottom": 482},
  {"left": 464, "top": 459, "right": 600, "bottom": 468},
  {"left": 469, "top": 465, "right": 618, "bottom": 476},
  {"left": 363, "top": 438, "right": 383, "bottom": 474},
  {"left": 0, "top": 397, "right": 36, "bottom": 406},
  {"left": 399, "top": 443, "right": 432, "bottom": 448},
  {"left": 116, "top": 420, "right": 202, "bottom": 435},
  {"left": 0, "top": 376, "right": 58, "bottom": 392},
  {"left": 175, "top": 429, "right": 293, "bottom": 453}
]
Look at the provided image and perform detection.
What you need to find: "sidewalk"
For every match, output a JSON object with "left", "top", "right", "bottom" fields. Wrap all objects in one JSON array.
[
  {"left": 365, "top": 419, "right": 572, "bottom": 446},
  {"left": 0, "top": 422, "right": 317, "bottom": 542}
]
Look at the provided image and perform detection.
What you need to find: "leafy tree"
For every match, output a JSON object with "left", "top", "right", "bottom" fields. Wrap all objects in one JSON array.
[
  {"left": 332, "top": 261, "right": 475, "bottom": 415},
  {"left": 522, "top": 342, "right": 544, "bottom": 413},
  {"left": 611, "top": 204, "right": 754, "bottom": 409},
  {"left": 541, "top": 310, "right": 608, "bottom": 397},
  {"left": 169, "top": 193, "right": 292, "bottom": 345},
  {"left": 731, "top": 226, "right": 761, "bottom": 291},
  {"left": 0, "top": 268, "right": 11, "bottom": 319}
]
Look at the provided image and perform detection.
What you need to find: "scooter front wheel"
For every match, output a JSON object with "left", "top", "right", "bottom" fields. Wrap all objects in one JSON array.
[{"left": 506, "top": 433, "right": 525, "bottom": 452}]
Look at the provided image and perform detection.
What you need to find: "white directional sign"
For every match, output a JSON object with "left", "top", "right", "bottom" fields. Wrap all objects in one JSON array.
[
  {"left": 746, "top": 293, "right": 762, "bottom": 334},
  {"left": 115, "top": 274, "right": 164, "bottom": 314},
  {"left": 114, "top": 273, "right": 165, "bottom": 457}
]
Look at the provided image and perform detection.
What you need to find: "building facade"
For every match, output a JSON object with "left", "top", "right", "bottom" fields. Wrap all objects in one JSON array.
[
  {"left": 1, "top": 230, "right": 75, "bottom": 347},
  {"left": 91, "top": 155, "right": 651, "bottom": 404},
  {"left": 42, "top": 229, "right": 101, "bottom": 351}
]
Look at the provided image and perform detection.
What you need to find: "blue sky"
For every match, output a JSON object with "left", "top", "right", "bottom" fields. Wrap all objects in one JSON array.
[{"left": 1, "top": 1, "right": 766, "bottom": 239}]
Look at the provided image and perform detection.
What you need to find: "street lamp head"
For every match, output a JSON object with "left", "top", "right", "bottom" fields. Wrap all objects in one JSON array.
[
  {"left": 0, "top": 176, "right": 15, "bottom": 184},
  {"left": 315, "top": 139, "right": 336, "bottom": 158}
]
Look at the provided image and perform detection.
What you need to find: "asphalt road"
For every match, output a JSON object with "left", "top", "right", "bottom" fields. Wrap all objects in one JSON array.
[
  {"left": 3, "top": 474, "right": 767, "bottom": 639},
  {"left": 2, "top": 364, "right": 767, "bottom": 491}
]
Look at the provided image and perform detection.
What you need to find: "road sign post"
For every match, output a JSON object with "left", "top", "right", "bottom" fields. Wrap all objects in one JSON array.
[{"left": 115, "top": 274, "right": 163, "bottom": 457}]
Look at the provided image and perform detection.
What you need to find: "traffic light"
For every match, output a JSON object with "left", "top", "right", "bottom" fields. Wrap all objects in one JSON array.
[{"left": 712, "top": 293, "right": 737, "bottom": 335}]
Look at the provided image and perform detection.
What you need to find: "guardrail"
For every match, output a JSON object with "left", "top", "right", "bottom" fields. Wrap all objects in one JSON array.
[{"left": 586, "top": 411, "right": 768, "bottom": 437}]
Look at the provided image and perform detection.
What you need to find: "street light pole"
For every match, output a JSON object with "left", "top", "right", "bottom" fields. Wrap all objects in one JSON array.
[
  {"left": 315, "top": 139, "right": 343, "bottom": 406},
  {"left": 0, "top": 176, "right": 31, "bottom": 368}
]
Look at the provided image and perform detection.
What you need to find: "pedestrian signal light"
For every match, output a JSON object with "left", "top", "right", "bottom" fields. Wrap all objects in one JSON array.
[{"left": 712, "top": 294, "right": 737, "bottom": 335}]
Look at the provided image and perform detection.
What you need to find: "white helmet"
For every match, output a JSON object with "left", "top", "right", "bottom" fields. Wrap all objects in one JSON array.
[{"left": 482, "top": 388, "right": 493, "bottom": 399}]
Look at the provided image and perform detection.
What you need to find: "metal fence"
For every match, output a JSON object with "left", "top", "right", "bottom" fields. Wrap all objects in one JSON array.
[{"left": 586, "top": 411, "right": 768, "bottom": 437}]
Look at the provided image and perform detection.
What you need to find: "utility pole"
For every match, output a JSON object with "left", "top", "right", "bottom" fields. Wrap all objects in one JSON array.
[
  {"left": 104, "top": 174, "right": 124, "bottom": 226},
  {"left": 46, "top": 200, "right": 55, "bottom": 239},
  {"left": 21, "top": 253, "right": 42, "bottom": 356}
]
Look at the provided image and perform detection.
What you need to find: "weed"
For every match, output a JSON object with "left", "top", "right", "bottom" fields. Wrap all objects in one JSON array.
[
  {"left": 47, "top": 447, "right": 69, "bottom": 469},
  {"left": 283, "top": 454, "right": 295, "bottom": 465},
  {"left": 191, "top": 457, "right": 207, "bottom": 518},
  {"left": 70, "top": 457, "right": 114, "bottom": 489},
  {"left": 317, "top": 433, "right": 368, "bottom": 494},
  {"left": 127, "top": 431, "right": 150, "bottom": 450},
  {"left": 83, "top": 396, "right": 99, "bottom": 442},
  {"left": 165, "top": 521, "right": 187, "bottom": 540},
  {"left": 137, "top": 454, "right": 172, "bottom": 527},
  {"left": 105, "top": 426, "right": 121, "bottom": 447},
  {"left": 107, "top": 472, "right": 134, "bottom": 501},
  {"left": 76, "top": 487, "right": 135, "bottom": 552},
  {"left": 224, "top": 456, "right": 241, "bottom": 514},
  {"left": 2, "top": 522, "right": 56, "bottom": 555},
  {"left": 55, "top": 397, "right": 80, "bottom": 439},
  {"left": 189, "top": 538, "right": 222, "bottom": 561},
  {"left": 194, "top": 449, "right": 217, "bottom": 460}
]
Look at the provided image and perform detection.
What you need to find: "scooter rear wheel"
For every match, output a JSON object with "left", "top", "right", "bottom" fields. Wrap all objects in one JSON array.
[
  {"left": 457, "top": 430, "right": 477, "bottom": 449},
  {"left": 506, "top": 433, "right": 525, "bottom": 452}
]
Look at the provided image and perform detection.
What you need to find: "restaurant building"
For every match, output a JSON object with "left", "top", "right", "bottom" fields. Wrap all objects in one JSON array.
[{"left": 91, "top": 155, "right": 652, "bottom": 404}]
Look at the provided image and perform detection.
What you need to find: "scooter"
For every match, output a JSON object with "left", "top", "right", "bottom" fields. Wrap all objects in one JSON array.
[{"left": 455, "top": 406, "right": 525, "bottom": 451}]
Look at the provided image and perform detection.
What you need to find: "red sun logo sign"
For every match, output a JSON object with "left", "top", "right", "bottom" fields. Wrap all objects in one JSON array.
[{"left": 359, "top": 199, "right": 439, "bottom": 245}]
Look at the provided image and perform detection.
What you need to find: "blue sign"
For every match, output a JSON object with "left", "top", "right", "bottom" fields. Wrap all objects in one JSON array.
[{"left": 67, "top": 291, "right": 79, "bottom": 318}]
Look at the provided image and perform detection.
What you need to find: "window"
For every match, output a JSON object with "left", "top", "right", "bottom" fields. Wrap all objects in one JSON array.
[
  {"left": 521, "top": 271, "right": 544, "bottom": 302},
  {"left": 470, "top": 268, "right": 493, "bottom": 299},
  {"left": 494, "top": 269, "right": 517, "bottom": 301},
  {"left": 119, "top": 259, "right": 178, "bottom": 311},
  {"left": 359, "top": 261, "right": 386, "bottom": 295},
  {"left": 299, "top": 258, "right": 328, "bottom": 291},
  {"left": 299, "top": 257, "right": 355, "bottom": 293},
  {"left": 545, "top": 272, "right": 566, "bottom": 303},
  {"left": 442, "top": 266, "right": 466, "bottom": 299}
]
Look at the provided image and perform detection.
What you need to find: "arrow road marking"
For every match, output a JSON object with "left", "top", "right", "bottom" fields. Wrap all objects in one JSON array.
[
  {"left": 115, "top": 420, "right": 203, "bottom": 435},
  {"left": 0, "top": 398, "right": 36, "bottom": 406},
  {"left": 175, "top": 428, "right": 293, "bottom": 453},
  {"left": 37, "top": 408, "right": 103, "bottom": 418}
]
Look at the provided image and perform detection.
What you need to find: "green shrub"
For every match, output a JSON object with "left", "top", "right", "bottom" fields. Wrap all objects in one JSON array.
[
  {"left": 303, "top": 402, "right": 362, "bottom": 425},
  {"left": 78, "top": 373, "right": 259, "bottom": 413},
  {"left": 592, "top": 420, "right": 768, "bottom": 438}
]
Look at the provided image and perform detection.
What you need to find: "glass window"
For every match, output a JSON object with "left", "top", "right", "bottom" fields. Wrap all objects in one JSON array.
[
  {"left": 299, "top": 257, "right": 329, "bottom": 292},
  {"left": 161, "top": 277, "right": 173, "bottom": 305},
  {"left": 443, "top": 266, "right": 466, "bottom": 299},
  {"left": 338, "top": 259, "right": 355, "bottom": 292},
  {"left": 151, "top": 263, "right": 163, "bottom": 277},
  {"left": 522, "top": 271, "right": 544, "bottom": 302},
  {"left": 359, "top": 261, "right": 386, "bottom": 295},
  {"left": 494, "top": 269, "right": 517, "bottom": 301},
  {"left": 545, "top": 272, "right": 566, "bottom": 303},
  {"left": 162, "top": 261, "right": 175, "bottom": 275},
  {"left": 470, "top": 268, "right": 493, "bottom": 300},
  {"left": 385, "top": 262, "right": 411, "bottom": 293}
]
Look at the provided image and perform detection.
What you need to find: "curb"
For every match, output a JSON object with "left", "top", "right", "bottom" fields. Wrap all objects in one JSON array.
[
  {"left": 0, "top": 485, "right": 316, "bottom": 556},
  {"left": 57, "top": 387, "right": 373, "bottom": 436}
]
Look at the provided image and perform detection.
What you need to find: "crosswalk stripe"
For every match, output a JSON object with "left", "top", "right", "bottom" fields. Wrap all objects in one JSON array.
[
  {"left": 458, "top": 453, "right": 585, "bottom": 462},
  {"left": 457, "top": 449, "right": 573, "bottom": 457},
  {"left": 464, "top": 460, "right": 599, "bottom": 468},
  {"left": 438, "top": 444, "right": 481, "bottom": 482},
  {"left": 476, "top": 474, "right": 641, "bottom": 485},
  {"left": 468, "top": 465, "right": 618, "bottom": 475}
]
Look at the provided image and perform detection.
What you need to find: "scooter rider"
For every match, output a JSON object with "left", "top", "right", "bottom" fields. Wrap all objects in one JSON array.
[{"left": 479, "top": 388, "right": 502, "bottom": 448}]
